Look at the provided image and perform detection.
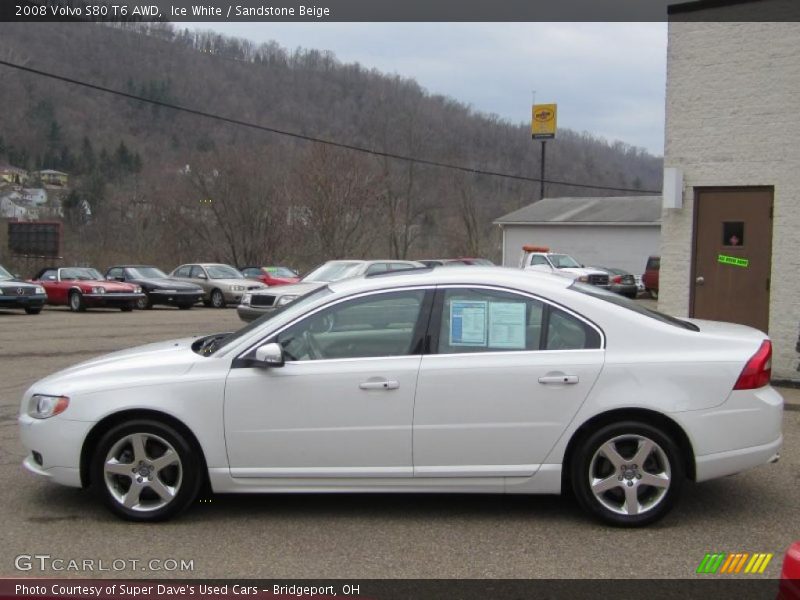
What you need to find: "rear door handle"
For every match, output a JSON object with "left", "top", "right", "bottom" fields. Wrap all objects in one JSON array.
[
  {"left": 538, "top": 375, "right": 579, "bottom": 385},
  {"left": 359, "top": 379, "right": 400, "bottom": 390}
]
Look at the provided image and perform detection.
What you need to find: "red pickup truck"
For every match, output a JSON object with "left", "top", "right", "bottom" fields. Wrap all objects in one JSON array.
[{"left": 642, "top": 255, "right": 660, "bottom": 299}]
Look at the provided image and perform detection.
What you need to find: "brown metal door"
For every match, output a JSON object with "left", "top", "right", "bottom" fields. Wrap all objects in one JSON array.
[{"left": 692, "top": 187, "right": 773, "bottom": 332}]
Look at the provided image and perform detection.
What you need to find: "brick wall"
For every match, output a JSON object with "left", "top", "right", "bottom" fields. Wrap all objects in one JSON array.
[{"left": 661, "top": 19, "right": 800, "bottom": 380}]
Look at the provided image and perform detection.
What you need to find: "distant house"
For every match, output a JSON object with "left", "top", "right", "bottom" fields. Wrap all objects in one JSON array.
[
  {"left": 38, "top": 169, "right": 68, "bottom": 188},
  {"left": 494, "top": 195, "right": 661, "bottom": 275},
  {"left": 0, "top": 164, "right": 28, "bottom": 185}
]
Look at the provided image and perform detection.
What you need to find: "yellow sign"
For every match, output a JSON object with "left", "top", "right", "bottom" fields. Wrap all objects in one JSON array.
[{"left": 532, "top": 103, "right": 557, "bottom": 139}]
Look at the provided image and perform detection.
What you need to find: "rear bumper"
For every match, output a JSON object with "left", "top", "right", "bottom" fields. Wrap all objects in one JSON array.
[{"left": 695, "top": 436, "right": 782, "bottom": 482}]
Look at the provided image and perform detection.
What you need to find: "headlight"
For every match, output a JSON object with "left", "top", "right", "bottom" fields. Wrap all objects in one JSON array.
[
  {"left": 276, "top": 294, "right": 298, "bottom": 306},
  {"left": 577, "top": 276, "right": 589, "bottom": 282},
  {"left": 134, "top": 286, "right": 142, "bottom": 293},
  {"left": 229, "top": 285, "right": 246, "bottom": 292},
  {"left": 92, "top": 286, "right": 106, "bottom": 294},
  {"left": 28, "top": 394, "right": 70, "bottom": 419},
  {"left": 35, "top": 286, "right": 45, "bottom": 294},
  {"left": 241, "top": 293, "right": 252, "bottom": 306}
]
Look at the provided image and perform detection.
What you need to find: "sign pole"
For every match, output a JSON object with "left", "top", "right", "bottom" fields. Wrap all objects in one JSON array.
[{"left": 540, "top": 141, "right": 546, "bottom": 200}]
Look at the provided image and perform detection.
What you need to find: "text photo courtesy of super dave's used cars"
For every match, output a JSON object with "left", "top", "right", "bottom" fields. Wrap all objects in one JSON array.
[{"left": 16, "top": 262, "right": 784, "bottom": 527}]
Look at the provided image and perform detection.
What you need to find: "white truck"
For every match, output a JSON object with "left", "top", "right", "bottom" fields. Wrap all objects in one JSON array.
[{"left": 519, "top": 245, "right": 610, "bottom": 288}]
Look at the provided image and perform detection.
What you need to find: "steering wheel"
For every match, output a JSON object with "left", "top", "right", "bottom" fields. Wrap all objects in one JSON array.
[{"left": 303, "top": 330, "right": 324, "bottom": 360}]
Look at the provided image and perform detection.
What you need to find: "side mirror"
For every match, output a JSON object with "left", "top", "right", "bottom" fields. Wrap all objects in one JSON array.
[
  {"left": 14, "top": 273, "right": 21, "bottom": 279},
  {"left": 197, "top": 273, "right": 208, "bottom": 280},
  {"left": 254, "top": 342, "right": 284, "bottom": 368}
]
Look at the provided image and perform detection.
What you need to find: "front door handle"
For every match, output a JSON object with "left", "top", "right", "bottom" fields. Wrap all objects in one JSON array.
[
  {"left": 359, "top": 379, "right": 400, "bottom": 390},
  {"left": 538, "top": 375, "right": 579, "bottom": 385}
]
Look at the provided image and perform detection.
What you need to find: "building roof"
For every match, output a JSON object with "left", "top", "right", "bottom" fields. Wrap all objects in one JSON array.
[
  {"left": 494, "top": 195, "right": 662, "bottom": 226},
  {"left": 668, "top": 0, "right": 762, "bottom": 14}
]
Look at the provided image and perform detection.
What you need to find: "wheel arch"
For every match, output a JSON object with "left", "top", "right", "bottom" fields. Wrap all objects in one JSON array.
[
  {"left": 79, "top": 409, "right": 209, "bottom": 489},
  {"left": 561, "top": 408, "right": 696, "bottom": 492}
]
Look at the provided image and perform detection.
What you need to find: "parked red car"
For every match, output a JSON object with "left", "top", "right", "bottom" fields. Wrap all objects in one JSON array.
[
  {"left": 642, "top": 255, "right": 660, "bottom": 299},
  {"left": 240, "top": 266, "right": 300, "bottom": 287},
  {"left": 780, "top": 542, "right": 800, "bottom": 600},
  {"left": 31, "top": 267, "right": 145, "bottom": 312}
]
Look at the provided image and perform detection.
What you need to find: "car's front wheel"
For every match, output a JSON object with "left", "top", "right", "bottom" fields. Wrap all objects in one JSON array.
[
  {"left": 571, "top": 421, "right": 684, "bottom": 527},
  {"left": 91, "top": 420, "right": 202, "bottom": 521},
  {"left": 136, "top": 294, "right": 153, "bottom": 310},
  {"left": 210, "top": 288, "right": 225, "bottom": 308},
  {"left": 68, "top": 291, "right": 85, "bottom": 312},
  {"left": 24, "top": 307, "right": 42, "bottom": 315}
]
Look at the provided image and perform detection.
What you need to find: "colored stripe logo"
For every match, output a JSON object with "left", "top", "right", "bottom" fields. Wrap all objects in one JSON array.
[{"left": 697, "top": 552, "right": 773, "bottom": 574}]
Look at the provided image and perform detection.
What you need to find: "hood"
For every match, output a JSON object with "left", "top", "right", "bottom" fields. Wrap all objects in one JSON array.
[
  {"left": 557, "top": 267, "right": 607, "bottom": 278},
  {"left": 210, "top": 278, "right": 264, "bottom": 288},
  {"left": 251, "top": 281, "right": 326, "bottom": 297},
  {"left": 138, "top": 278, "right": 203, "bottom": 291},
  {"left": 0, "top": 279, "right": 40, "bottom": 290},
  {"left": 30, "top": 337, "right": 201, "bottom": 395},
  {"left": 72, "top": 279, "right": 137, "bottom": 292}
]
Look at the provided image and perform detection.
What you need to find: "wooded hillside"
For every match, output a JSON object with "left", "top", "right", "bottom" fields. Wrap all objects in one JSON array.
[{"left": 0, "top": 22, "right": 662, "bottom": 270}]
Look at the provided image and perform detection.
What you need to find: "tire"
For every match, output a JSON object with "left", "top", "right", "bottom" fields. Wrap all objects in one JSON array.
[
  {"left": 648, "top": 288, "right": 659, "bottom": 300},
  {"left": 570, "top": 421, "right": 684, "bottom": 527},
  {"left": 177, "top": 304, "right": 193, "bottom": 310},
  {"left": 68, "top": 291, "right": 86, "bottom": 312},
  {"left": 210, "top": 288, "right": 225, "bottom": 309},
  {"left": 24, "top": 307, "right": 42, "bottom": 315},
  {"left": 121, "top": 303, "right": 134, "bottom": 312},
  {"left": 136, "top": 294, "right": 153, "bottom": 310},
  {"left": 91, "top": 419, "right": 203, "bottom": 522}
]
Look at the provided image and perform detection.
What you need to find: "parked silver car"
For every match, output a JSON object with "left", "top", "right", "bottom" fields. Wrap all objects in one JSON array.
[
  {"left": 169, "top": 263, "right": 266, "bottom": 308},
  {"left": 237, "top": 259, "right": 424, "bottom": 321}
]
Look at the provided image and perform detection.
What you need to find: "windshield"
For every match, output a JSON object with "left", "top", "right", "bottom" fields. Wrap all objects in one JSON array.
[
  {"left": 202, "top": 286, "right": 334, "bottom": 355},
  {"left": 207, "top": 265, "right": 244, "bottom": 279},
  {"left": 129, "top": 267, "right": 167, "bottom": 279},
  {"left": 61, "top": 267, "right": 102, "bottom": 281},
  {"left": 549, "top": 254, "right": 582, "bottom": 269},
  {"left": 0, "top": 266, "right": 13, "bottom": 280},
  {"left": 569, "top": 281, "right": 699, "bottom": 331},
  {"left": 266, "top": 266, "right": 298, "bottom": 278},
  {"left": 302, "top": 261, "right": 362, "bottom": 283}
]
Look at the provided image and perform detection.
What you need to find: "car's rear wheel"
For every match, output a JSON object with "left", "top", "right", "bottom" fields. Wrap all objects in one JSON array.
[
  {"left": 571, "top": 421, "right": 683, "bottom": 527},
  {"left": 24, "top": 307, "right": 42, "bottom": 315},
  {"left": 92, "top": 420, "right": 202, "bottom": 522},
  {"left": 68, "top": 291, "right": 85, "bottom": 312},
  {"left": 210, "top": 289, "right": 225, "bottom": 308}
]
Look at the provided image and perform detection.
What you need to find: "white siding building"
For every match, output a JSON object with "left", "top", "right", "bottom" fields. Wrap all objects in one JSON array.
[
  {"left": 661, "top": 0, "right": 800, "bottom": 381},
  {"left": 494, "top": 196, "right": 661, "bottom": 275}
]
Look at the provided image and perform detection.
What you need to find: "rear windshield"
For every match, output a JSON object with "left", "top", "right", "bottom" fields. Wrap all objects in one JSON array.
[{"left": 569, "top": 282, "right": 698, "bottom": 331}]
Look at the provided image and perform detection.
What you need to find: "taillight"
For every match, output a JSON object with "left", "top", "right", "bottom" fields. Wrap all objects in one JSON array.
[
  {"left": 733, "top": 340, "right": 772, "bottom": 390},
  {"left": 612, "top": 275, "right": 622, "bottom": 284}
]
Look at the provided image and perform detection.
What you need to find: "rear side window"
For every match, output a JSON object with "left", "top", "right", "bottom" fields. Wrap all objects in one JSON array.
[
  {"left": 569, "top": 281, "right": 698, "bottom": 331},
  {"left": 435, "top": 288, "right": 600, "bottom": 354}
]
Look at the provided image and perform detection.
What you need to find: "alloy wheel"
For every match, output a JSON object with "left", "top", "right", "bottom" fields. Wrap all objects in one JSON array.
[
  {"left": 103, "top": 432, "right": 183, "bottom": 512},
  {"left": 588, "top": 434, "right": 671, "bottom": 516}
]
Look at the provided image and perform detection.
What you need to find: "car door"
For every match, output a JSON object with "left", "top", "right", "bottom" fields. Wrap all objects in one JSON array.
[
  {"left": 526, "top": 254, "right": 554, "bottom": 273},
  {"left": 413, "top": 286, "right": 604, "bottom": 478},
  {"left": 224, "top": 288, "right": 433, "bottom": 478}
]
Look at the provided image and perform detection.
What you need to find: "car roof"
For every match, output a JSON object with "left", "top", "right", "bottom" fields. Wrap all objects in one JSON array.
[{"left": 328, "top": 266, "right": 572, "bottom": 296}]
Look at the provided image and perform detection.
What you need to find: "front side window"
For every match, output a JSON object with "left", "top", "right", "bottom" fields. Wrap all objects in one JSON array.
[
  {"left": 529, "top": 255, "right": 550, "bottom": 266},
  {"left": 436, "top": 288, "right": 601, "bottom": 354},
  {"left": 0, "top": 266, "right": 13, "bottom": 280},
  {"left": 173, "top": 266, "right": 191, "bottom": 278},
  {"left": 365, "top": 263, "right": 389, "bottom": 275},
  {"left": 106, "top": 267, "right": 123, "bottom": 280},
  {"left": 207, "top": 265, "right": 243, "bottom": 279},
  {"left": 549, "top": 254, "right": 581, "bottom": 269},
  {"left": 275, "top": 290, "right": 426, "bottom": 361},
  {"left": 189, "top": 266, "right": 206, "bottom": 279}
]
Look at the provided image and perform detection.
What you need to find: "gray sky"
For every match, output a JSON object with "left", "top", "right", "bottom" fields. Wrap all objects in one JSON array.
[{"left": 193, "top": 23, "right": 667, "bottom": 155}]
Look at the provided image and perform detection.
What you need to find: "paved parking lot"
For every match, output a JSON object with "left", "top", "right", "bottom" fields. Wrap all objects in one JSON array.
[{"left": 1, "top": 304, "right": 798, "bottom": 579}]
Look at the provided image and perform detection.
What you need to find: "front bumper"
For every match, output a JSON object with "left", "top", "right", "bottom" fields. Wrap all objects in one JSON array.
[
  {"left": 18, "top": 414, "right": 92, "bottom": 488},
  {"left": 83, "top": 292, "right": 145, "bottom": 307},
  {"left": 150, "top": 290, "right": 203, "bottom": 306},
  {"left": 237, "top": 304, "right": 275, "bottom": 322},
  {"left": 0, "top": 294, "right": 47, "bottom": 309}
]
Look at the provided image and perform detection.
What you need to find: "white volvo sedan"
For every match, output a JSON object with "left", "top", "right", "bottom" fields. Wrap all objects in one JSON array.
[{"left": 19, "top": 267, "right": 782, "bottom": 526}]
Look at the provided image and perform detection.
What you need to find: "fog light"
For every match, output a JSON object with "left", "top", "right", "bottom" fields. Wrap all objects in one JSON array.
[{"left": 32, "top": 451, "right": 43, "bottom": 466}]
